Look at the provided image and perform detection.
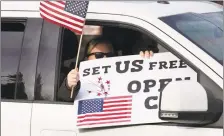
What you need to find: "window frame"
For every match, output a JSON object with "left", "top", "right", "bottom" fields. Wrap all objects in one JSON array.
[{"left": 50, "top": 19, "right": 202, "bottom": 104}]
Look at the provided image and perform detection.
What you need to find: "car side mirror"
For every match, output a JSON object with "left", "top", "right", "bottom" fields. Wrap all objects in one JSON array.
[{"left": 159, "top": 80, "right": 222, "bottom": 126}]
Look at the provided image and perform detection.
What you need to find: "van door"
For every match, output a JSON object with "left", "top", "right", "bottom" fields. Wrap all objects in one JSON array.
[
  {"left": 30, "top": 13, "right": 222, "bottom": 136},
  {"left": 1, "top": 18, "right": 43, "bottom": 136}
]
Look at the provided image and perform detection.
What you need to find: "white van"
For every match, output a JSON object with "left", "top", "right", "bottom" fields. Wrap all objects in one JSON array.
[{"left": 1, "top": 1, "right": 223, "bottom": 136}]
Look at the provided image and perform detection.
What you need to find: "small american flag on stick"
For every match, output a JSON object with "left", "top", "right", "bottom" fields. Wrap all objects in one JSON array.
[
  {"left": 77, "top": 95, "right": 132, "bottom": 127},
  {"left": 40, "top": 1, "right": 89, "bottom": 98},
  {"left": 40, "top": 0, "right": 89, "bottom": 34}
]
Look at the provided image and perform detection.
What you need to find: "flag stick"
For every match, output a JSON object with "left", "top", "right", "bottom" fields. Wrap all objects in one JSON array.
[{"left": 70, "top": 31, "right": 84, "bottom": 98}]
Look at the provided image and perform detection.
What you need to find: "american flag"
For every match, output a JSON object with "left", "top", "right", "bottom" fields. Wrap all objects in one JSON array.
[
  {"left": 39, "top": 1, "right": 89, "bottom": 34},
  {"left": 77, "top": 95, "right": 132, "bottom": 127}
]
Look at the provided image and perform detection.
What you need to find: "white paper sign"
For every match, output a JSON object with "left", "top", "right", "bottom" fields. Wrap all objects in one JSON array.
[{"left": 73, "top": 52, "right": 197, "bottom": 128}]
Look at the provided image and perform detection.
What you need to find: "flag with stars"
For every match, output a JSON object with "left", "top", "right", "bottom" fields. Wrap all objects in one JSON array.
[
  {"left": 77, "top": 95, "right": 132, "bottom": 127},
  {"left": 39, "top": 1, "right": 89, "bottom": 34}
]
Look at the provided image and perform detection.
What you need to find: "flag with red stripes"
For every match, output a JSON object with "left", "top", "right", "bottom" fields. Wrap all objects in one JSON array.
[
  {"left": 77, "top": 95, "right": 132, "bottom": 127},
  {"left": 39, "top": 1, "right": 89, "bottom": 34}
]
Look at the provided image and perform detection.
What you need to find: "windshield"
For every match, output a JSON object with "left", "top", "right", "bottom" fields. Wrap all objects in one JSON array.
[{"left": 159, "top": 11, "right": 224, "bottom": 65}]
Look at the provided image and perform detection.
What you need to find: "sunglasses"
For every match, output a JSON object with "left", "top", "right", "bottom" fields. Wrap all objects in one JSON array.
[{"left": 87, "top": 52, "right": 114, "bottom": 59}]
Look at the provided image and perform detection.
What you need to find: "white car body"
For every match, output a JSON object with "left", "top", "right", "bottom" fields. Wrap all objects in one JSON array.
[{"left": 1, "top": 1, "right": 223, "bottom": 136}]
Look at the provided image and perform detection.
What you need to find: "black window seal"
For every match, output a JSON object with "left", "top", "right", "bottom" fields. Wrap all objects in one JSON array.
[
  {"left": 53, "top": 26, "right": 64, "bottom": 101},
  {"left": 1, "top": 99, "right": 33, "bottom": 103},
  {"left": 1, "top": 17, "right": 27, "bottom": 22}
]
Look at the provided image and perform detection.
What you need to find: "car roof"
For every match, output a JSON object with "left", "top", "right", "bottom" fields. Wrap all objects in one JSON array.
[{"left": 1, "top": 1, "right": 222, "bottom": 19}]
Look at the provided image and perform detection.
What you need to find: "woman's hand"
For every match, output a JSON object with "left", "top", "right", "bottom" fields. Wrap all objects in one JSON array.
[
  {"left": 66, "top": 68, "right": 80, "bottom": 90},
  {"left": 139, "top": 50, "right": 154, "bottom": 58}
]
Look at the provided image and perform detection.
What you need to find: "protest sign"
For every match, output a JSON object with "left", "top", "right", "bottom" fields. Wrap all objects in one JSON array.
[{"left": 74, "top": 52, "right": 198, "bottom": 128}]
